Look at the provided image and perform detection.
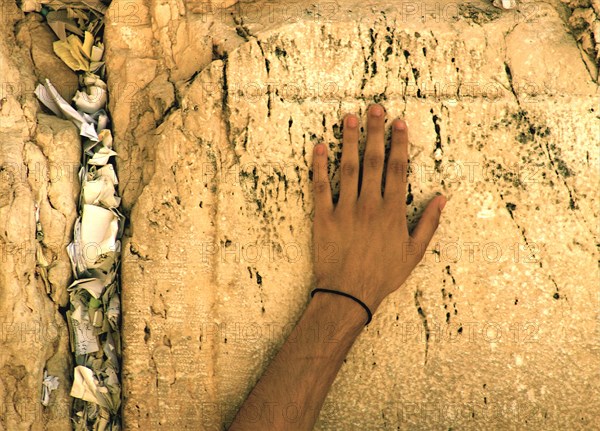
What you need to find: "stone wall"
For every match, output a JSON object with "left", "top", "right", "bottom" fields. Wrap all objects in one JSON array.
[
  {"left": 103, "top": 0, "right": 599, "bottom": 430},
  {"left": 0, "top": 4, "right": 73, "bottom": 430},
  {"left": 1, "top": 0, "right": 598, "bottom": 429}
]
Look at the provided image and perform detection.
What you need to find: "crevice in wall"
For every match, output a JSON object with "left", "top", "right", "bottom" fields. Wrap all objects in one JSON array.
[{"left": 15, "top": 1, "right": 124, "bottom": 428}]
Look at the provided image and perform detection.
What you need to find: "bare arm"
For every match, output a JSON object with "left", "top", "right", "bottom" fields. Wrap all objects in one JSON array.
[
  {"left": 229, "top": 104, "right": 446, "bottom": 431},
  {"left": 228, "top": 292, "right": 364, "bottom": 430}
]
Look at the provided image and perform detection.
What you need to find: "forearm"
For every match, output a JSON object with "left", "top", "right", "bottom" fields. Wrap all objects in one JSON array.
[{"left": 228, "top": 292, "right": 366, "bottom": 431}]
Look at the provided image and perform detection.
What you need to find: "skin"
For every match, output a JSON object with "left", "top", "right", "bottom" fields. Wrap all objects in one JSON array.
[{"left": 229, "top": 104, "right": 446, "bottom": 431}]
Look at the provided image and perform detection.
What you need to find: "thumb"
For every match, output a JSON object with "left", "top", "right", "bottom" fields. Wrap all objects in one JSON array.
[{"left": 411, "top": 195, "right": 446, "bottom": 256}]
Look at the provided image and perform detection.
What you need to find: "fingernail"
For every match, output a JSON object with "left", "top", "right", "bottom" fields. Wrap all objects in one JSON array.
[
  {"left": 370, "top": 105, "right": 383, "bottom": 117},
  {"left": 316, "top": 144, "right": 325, "bottom": 155},
  {"left": 394, "top": 119, "right": 406, "bottom": 131},
  {"left": 439, "top": 195, "right": 447, "bottom": 211},
  {"left": 347, "top": 116, "right": 358, "bottom": 128}
]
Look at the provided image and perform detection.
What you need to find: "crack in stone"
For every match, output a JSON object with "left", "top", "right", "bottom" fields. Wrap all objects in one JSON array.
[
  {"left": 430, "top": 108, "right": 443, "bottom": 171},
  {"left": 414, "top": 289, "right": 429, "bottom": 365},
  {"left": 221, "top": 54, "right": 233, "bottom": 156},
  {"left": 504, "top": 62, "right": 518, "bottom": 102},
  {"left": 233, "top": 13, "right": 256, "bottom": 41},
  {"left": 255, "top": 40, "right": 271, "bottom": 118},
  {"left": 543, "top": 141, "right": 577, "bottom": 210},
  {"left": 500, "top": 192, "right": 565, "bottom": 301},
  {"left": 155, "top": 98, "right": 181, "bottom": 129},
  {"left": 287, "top": 117, "right": 293, "bottom": 145},
  {"left": 358, "top": 24, "right": 369, "bottom": 91},
  {"left": 369, "top": 27, "right": 377, "bottom": 77}
]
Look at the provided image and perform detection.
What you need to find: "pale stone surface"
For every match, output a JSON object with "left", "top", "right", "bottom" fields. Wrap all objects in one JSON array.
[
  {"left": 2, "top": 0, "right": 598, "bottom": 429},
  {"left": 102, "top": 0, "right": 599, "bottom": 430},
  {"left": 0, "top": 3, "right": 72, "bottom": 430},
  {"left": 15, "top": 14, "right": 80, "bottom": 101},
  {"left": 22, "top": 114, "right": 81, "bottom": 307}
]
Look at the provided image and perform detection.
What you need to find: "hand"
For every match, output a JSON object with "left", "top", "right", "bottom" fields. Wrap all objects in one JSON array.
[{"left": 311, "top": 104, "right": 446, "bottom": 316}]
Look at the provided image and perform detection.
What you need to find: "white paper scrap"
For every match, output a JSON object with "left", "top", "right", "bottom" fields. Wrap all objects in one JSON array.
[
  {"left": 107, "top": 295, "right": 120, "bottom": 330},
  {"left": 70, "top": 366, "right": 111, "bottom": 409},
  {"left": 88, "top": 147, "right": 118, "bottom": 166},
  {"left": 97, "top": 165, "right": 118, "bottom": 184},
  {"left": 103, "top": 331, "right": 119, "bottom": 368},
  {"left": 83, "top": 175, "right": 120, "bottom": 208},
  {"left": 71, "top": 303, "right": 100, "bottom": 355},
  {"left": 68, "top": 278, "right": 105, "bottom": 299},
  {"left": 80, "top": 204, "right": 119, "bottom": 267},
  {"left": 35, "top": 79, "right": 99, "bottom": 141},
  {"left": 41, "top": 370, "right": 59, "bottom": 406},
  {"left": 67, "top": 218, "right": 87, "bottom": 276}
]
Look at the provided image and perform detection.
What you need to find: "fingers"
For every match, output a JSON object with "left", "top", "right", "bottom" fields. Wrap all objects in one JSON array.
[
  {"left": 359, "top": 104, "right": 386, "bottom": 201},
  {"left": 337, "top": 114, "right": 360, "bottom": 207},
  {"left": 312, "top": 143, "right": 334, "bottom": 217},
  {"left": 411, "top": 195, "right": 447, "bottom": 257},
  {"left": 384, "top": 119, "right": 409, "bottom": 212}
]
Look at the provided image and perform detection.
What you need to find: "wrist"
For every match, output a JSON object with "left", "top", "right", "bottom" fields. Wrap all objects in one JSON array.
[
  {"left": 312, "top": 275, "right": 384, "bottom": 318},
  {"left": 308, "top": 289, "right": 369, "bottom": 333}
]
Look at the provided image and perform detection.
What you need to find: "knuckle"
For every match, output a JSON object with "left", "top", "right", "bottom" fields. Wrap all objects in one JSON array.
[
  {"left": 387, "top": 159, "right": 406, "bottom": 176},
  {"left": 312, "top": 166, "right": 329, "bottom": 184},
  {"left": 358, "top": 197, "right": 381, "bottom": 215},
  {"left": 341, "top": 162, "right": 357, "bottom": 177},
  {"left": 364, "top": 153, "right": 383, "bottom": 168},
  {"left": 314, "top": 180, "right": 329, "bottom": 194}
]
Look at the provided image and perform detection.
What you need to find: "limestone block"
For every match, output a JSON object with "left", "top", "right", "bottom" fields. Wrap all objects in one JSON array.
[
  {"left": 561, "top": 0, "right": 600, "bottom": 69},
  {"left": 15, "top": 15, "right": 80, "bottom": 101},
  {"left": 108, "top": 0, "right": 599, "bottom": 430},
  {"left": 27, "top": 114, "right": 81, "bottom": 306},
  {"left": 0, "top": 4, "right": 71, "bottom": 430}
]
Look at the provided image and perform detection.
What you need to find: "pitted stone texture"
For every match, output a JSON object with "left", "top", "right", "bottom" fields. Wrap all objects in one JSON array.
[
  {"left": 561, "top": 0, "right": 600, "bottom": 74},
  {"left": 106, "top": 0, "right": 599, "bottom": 429},
  {"left": 0, "top": 4, "right": 72, "bottom": 431},
  {"left": 15, "top": 14, "right": 80, "bottom": 101},
  {"left": 25, "top": 114, "right": 81, "bottom": 306}
]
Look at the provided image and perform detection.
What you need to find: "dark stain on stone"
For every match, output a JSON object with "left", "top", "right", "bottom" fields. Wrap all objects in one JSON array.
[
  {"left": 412, "top": 67, "right": 420, "bottom": 81},
  {"left": 144, "top": 324, "right": 151, "bottom": 342},
  {"left": 384, "top": 46, "right": 393, "bottom": 61},
  {"left": 274, "top": 47, "right": 287, "bottom": 57},
  {"left": 414, "top": 289, "right": 429, "bottom": 364},
  {"left": 406, "top": 183, "right": 413, "bottom": 205}
]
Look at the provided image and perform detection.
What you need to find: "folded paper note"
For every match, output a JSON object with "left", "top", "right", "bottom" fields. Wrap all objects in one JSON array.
[
  {"left": 41, "top": 370, "right": 59, "bottom": 406},
  {"left": 80, "top": 204, "right": 120, "bottom": 267},
  {"left": 68, "top": 278, "right": 105, "bottom": 299},
  {"left": 70, "top": 366, "right": 111, "bottom": 409},
  {"left": 70, "top": 299, "right": 100, "bottom": 355},
  {"left": 35, "top": 79, "right": 99, "bottom": 141}
]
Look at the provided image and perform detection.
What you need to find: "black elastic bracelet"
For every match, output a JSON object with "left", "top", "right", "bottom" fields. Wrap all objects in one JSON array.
[{"left": 310, "top": 288, "right": 373, "bottom": 326}]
